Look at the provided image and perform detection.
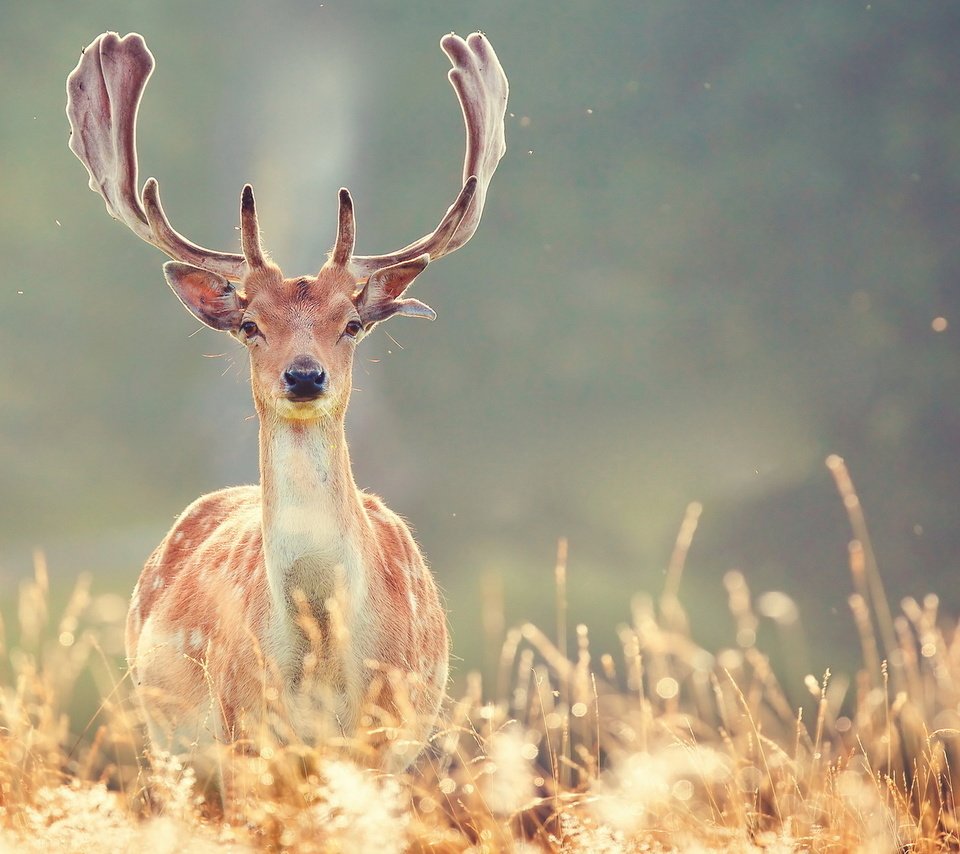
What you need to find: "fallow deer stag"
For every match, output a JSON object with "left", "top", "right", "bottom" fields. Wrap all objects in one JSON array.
[{"left": 66, "top": 31, "right": 507, "bottom": 771}]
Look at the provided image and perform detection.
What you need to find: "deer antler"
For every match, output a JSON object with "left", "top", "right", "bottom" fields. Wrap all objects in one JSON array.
[
  {"left": 347, "top": 32, "right": 509, "bottom": 280},
  {"left": 66, "top": 33, "right": 247, "bottom": 281},
  {"left": 67, "top": 31, "right": 507, "bottom": 284}
]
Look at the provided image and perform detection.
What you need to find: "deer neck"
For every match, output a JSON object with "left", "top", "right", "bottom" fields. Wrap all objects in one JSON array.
[{"left": 257, "top": 410, "right": 368, "bottom": 625}]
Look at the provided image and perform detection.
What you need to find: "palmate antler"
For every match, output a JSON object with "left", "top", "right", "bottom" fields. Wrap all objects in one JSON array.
[{"left": 66, "top": 31, "right": 508, "bottom": 284}]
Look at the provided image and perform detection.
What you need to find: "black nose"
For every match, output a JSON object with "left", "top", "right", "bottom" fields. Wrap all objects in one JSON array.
[{"left": 283, "top": 367, "right": 327, "bottom": 400}]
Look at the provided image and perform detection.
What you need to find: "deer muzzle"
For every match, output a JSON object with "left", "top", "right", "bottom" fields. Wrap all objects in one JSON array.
[{"left": 282, "top": 359, "right": 328, "bottom": 401}]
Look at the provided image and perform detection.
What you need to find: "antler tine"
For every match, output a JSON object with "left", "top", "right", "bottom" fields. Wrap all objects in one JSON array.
[
  {"left": 240, "top": 185, "right": 266, "bottom": 268},
  {"left": 142, "top": 178, "right": 247, "bottom": 277},
  {"left": 331, "top": 188, "right": 356, "bottom": 267},
  {"left": 67, "top": 33, "right": 247, "bottom": 282},
  {"left": 348, "top": 32, "right": 508, "bottom": 281}
]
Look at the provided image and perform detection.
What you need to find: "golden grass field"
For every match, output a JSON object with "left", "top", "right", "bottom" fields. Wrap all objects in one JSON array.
[{"left": 2, "top": 455, "right": 958, "bottom": 852}]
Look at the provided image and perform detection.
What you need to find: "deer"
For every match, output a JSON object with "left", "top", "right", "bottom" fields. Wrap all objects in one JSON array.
[{"left": 66, "top": 31, "right": 507, "bottom": 774}]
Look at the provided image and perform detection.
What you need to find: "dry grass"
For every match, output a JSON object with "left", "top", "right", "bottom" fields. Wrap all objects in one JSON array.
[{"left": 2, "top": 456, "right": 959, "bottom": 852}]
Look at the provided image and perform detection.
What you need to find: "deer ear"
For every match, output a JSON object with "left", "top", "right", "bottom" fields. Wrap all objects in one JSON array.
[
  {"left": 354, "top": 254, "right": 435, "bottom": 328},
  {"left": 163, "top": 261, "right": 245, "bottom": 331}
]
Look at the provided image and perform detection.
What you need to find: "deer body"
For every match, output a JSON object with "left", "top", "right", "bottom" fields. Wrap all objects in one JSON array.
[
  {"left": 127, "top": 401, "right": 448, "bottom": 755},
  {"left": 66, "top": 31, "right": 507, "bottom": 767}
]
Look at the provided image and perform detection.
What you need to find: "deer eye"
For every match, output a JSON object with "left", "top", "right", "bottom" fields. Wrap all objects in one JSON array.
[
  {"left": 240, "top": 320, "right": 260, "bottom": 339},
  {"left": 343, "top": 319, "right": 363, "bottom": 338}
]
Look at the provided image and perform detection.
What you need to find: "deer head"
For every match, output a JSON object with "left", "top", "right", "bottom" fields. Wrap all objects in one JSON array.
[
  {"left": 66, "top": 31, "right": 508, "bottom": 421},
  {"left": 162, "top": 185, "right": 434, "bottom": 420}
]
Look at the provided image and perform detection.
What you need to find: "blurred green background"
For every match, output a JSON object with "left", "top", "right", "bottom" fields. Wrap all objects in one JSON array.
[{"left": 2, "top": 1, "right": 958, "bottom": 693}]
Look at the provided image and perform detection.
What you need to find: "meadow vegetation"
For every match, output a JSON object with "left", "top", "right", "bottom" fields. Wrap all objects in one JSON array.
[{"left": 1, "top": 456, "right": 958, "bottom": 852}]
